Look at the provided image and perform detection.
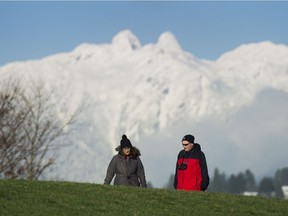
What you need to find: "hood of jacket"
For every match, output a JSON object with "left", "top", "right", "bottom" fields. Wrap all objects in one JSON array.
[
  {"left": 193, "top": 143, "right": 201, "bottom": 151},
  {"left": 115, "top": 146, "right": 141, "bottom": 158}
]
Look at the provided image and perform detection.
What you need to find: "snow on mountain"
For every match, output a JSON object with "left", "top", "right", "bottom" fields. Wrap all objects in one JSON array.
[
  {"left": 112, "top": 29, "right": 142, "bottom": 51},
  {"left": 216, "top": 41, "right": 288, "bottom": 93},
  {"left": 157, "top": 31, "right": 183, "bottom": 54},
  {"left": 1, "top": 30, "right": 288, "bottom": 187}
]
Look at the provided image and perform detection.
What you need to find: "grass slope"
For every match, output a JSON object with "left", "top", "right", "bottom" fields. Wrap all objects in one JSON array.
[{"left": 0, "top": 180, "right": 287, "bottom": 216}]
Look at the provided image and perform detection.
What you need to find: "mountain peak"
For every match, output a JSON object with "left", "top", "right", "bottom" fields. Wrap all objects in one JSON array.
[
  {"left": 217, "top": 41, "right": 288, "bottom": 64},
  {"left": 112, "top": 29, "right": 142, "bottom": 51},
  {"left": 157, "top": 31, "right": 182, "bottom": 53}
]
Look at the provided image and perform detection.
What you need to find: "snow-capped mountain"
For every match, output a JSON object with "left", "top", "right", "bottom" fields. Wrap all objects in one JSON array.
[{"left": 1, "top": 29, "right": 288, "bottom": 187}]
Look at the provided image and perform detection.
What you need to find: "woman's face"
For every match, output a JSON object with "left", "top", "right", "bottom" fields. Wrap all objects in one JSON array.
[{"left": 122, "top": 147, "right": 131, "bottom": 156}]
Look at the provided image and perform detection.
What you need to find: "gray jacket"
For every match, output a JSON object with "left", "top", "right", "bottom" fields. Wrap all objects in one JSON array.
[{"left": 104, "top": 146, "right": 147, "bottom": 187}]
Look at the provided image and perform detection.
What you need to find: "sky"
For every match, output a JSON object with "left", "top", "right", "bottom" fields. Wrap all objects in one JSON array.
[{"left": 0, "top": 1, "right": 288, "bottom": 66}]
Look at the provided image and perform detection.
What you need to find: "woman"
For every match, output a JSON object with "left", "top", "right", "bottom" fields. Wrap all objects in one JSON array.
[{"left": 104, "top": 134, "right": 147, "bottom": 187}]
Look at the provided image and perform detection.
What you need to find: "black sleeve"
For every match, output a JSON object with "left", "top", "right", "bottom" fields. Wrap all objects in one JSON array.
[
  {"left": 174, "top": 152, "right": 181, "bottom": 189},
  {"left": 199, "top": 152, "right": 210, "bottom": 191},
  {"left": 173, "top": 161, "right": 178, "bottom": 189}
]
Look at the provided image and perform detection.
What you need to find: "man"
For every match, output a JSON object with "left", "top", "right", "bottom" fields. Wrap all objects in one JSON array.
[{"left": 174, "top": 134, "right": 209, "bottom": 191}]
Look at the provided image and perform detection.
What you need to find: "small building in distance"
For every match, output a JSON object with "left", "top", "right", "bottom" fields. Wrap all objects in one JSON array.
[{"left": 281, "top": 186, "right": 288, "bottom": 199}]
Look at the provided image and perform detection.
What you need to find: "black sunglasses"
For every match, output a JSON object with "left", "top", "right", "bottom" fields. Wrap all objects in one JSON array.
[{"left": 182, "top": 143, "right": 190, "bottom": 146}]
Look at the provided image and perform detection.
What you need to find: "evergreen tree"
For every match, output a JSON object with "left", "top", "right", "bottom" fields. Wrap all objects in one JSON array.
[
  {"left": 147, "top": 181, "right": 154, "bottom": 188},
  {"left": 258, "top": 177, "right": 275, "bottom": 197},
  {"left": 209, "top": 168, "right": 227, "bottom": 192},
  {"left": 244, "top": 169, "right": 257, "bottom": 191},
  {"left": 274, "top": 167, "right": 288, "bottom": 198},
  {"left": 228, "top": 172, "right": 246, "bottom": 194},
  {"left": 236, "top": 172, "right": 246, "bottom": 194},
  {"left": 228, "top": 174, "right": 238, "bottom": 193}
]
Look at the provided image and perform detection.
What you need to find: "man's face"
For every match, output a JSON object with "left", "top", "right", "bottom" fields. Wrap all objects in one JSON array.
[{"left": 182, "top": 141, "right": 193, "bottom": 152}]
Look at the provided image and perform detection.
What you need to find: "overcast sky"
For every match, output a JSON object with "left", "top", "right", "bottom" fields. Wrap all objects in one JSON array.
[{"left": 0, "top": 1, "right": 287, "bottom": 66}]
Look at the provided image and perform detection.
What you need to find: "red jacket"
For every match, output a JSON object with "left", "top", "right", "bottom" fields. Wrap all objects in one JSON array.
[{"left": 174, "top": 144, "right": 209, "bottom": 191}]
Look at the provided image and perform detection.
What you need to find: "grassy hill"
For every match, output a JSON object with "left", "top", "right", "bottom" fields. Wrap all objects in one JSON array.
[{"left": 0, "top": 180, "right": 287, "bottom": 216}]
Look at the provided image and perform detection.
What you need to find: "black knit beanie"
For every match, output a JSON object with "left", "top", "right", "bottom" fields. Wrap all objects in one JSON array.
[
  {"left": 120, "top": 134, "right": 132, "bottom": 149},
  {"left": 182, "top": 134, "right": 195, "bottom": 144}
]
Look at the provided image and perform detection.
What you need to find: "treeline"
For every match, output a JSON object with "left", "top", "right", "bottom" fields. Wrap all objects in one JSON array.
[
  {"left": 164, "top": 167, "right": 288, "bottom": 198},
  {"left": 208, "top": 167, "right": 288, "bottom": 198}
]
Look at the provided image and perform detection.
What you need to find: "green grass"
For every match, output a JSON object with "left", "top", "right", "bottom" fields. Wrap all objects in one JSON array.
[{"left": 0, "top": 180, "right": 287, "bottom": 216}]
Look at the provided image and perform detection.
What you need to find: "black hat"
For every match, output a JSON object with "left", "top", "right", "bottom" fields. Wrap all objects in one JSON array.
[
  {"left": 120, "top": 134, "right": 132, "bottom": 149},
  {"left": 182, "top": 134, "right": 195, "bottom": 144}
]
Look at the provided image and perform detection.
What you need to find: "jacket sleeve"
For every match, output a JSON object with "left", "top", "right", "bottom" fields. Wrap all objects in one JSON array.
[
  {"left": 174, "top": 152, "right": 181, "bottom": 189},
  {"left": 104, "top": 156, "right": 117, "bottom": 185},
  {"left": 199, "top": 152, "right": 210, "bottom": 191},
  {"left": 136, "top": 157, "right": 147, "bottom": 188},
  {"left": 173, "top": 161, "right": 178, "bottom": 189}
]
